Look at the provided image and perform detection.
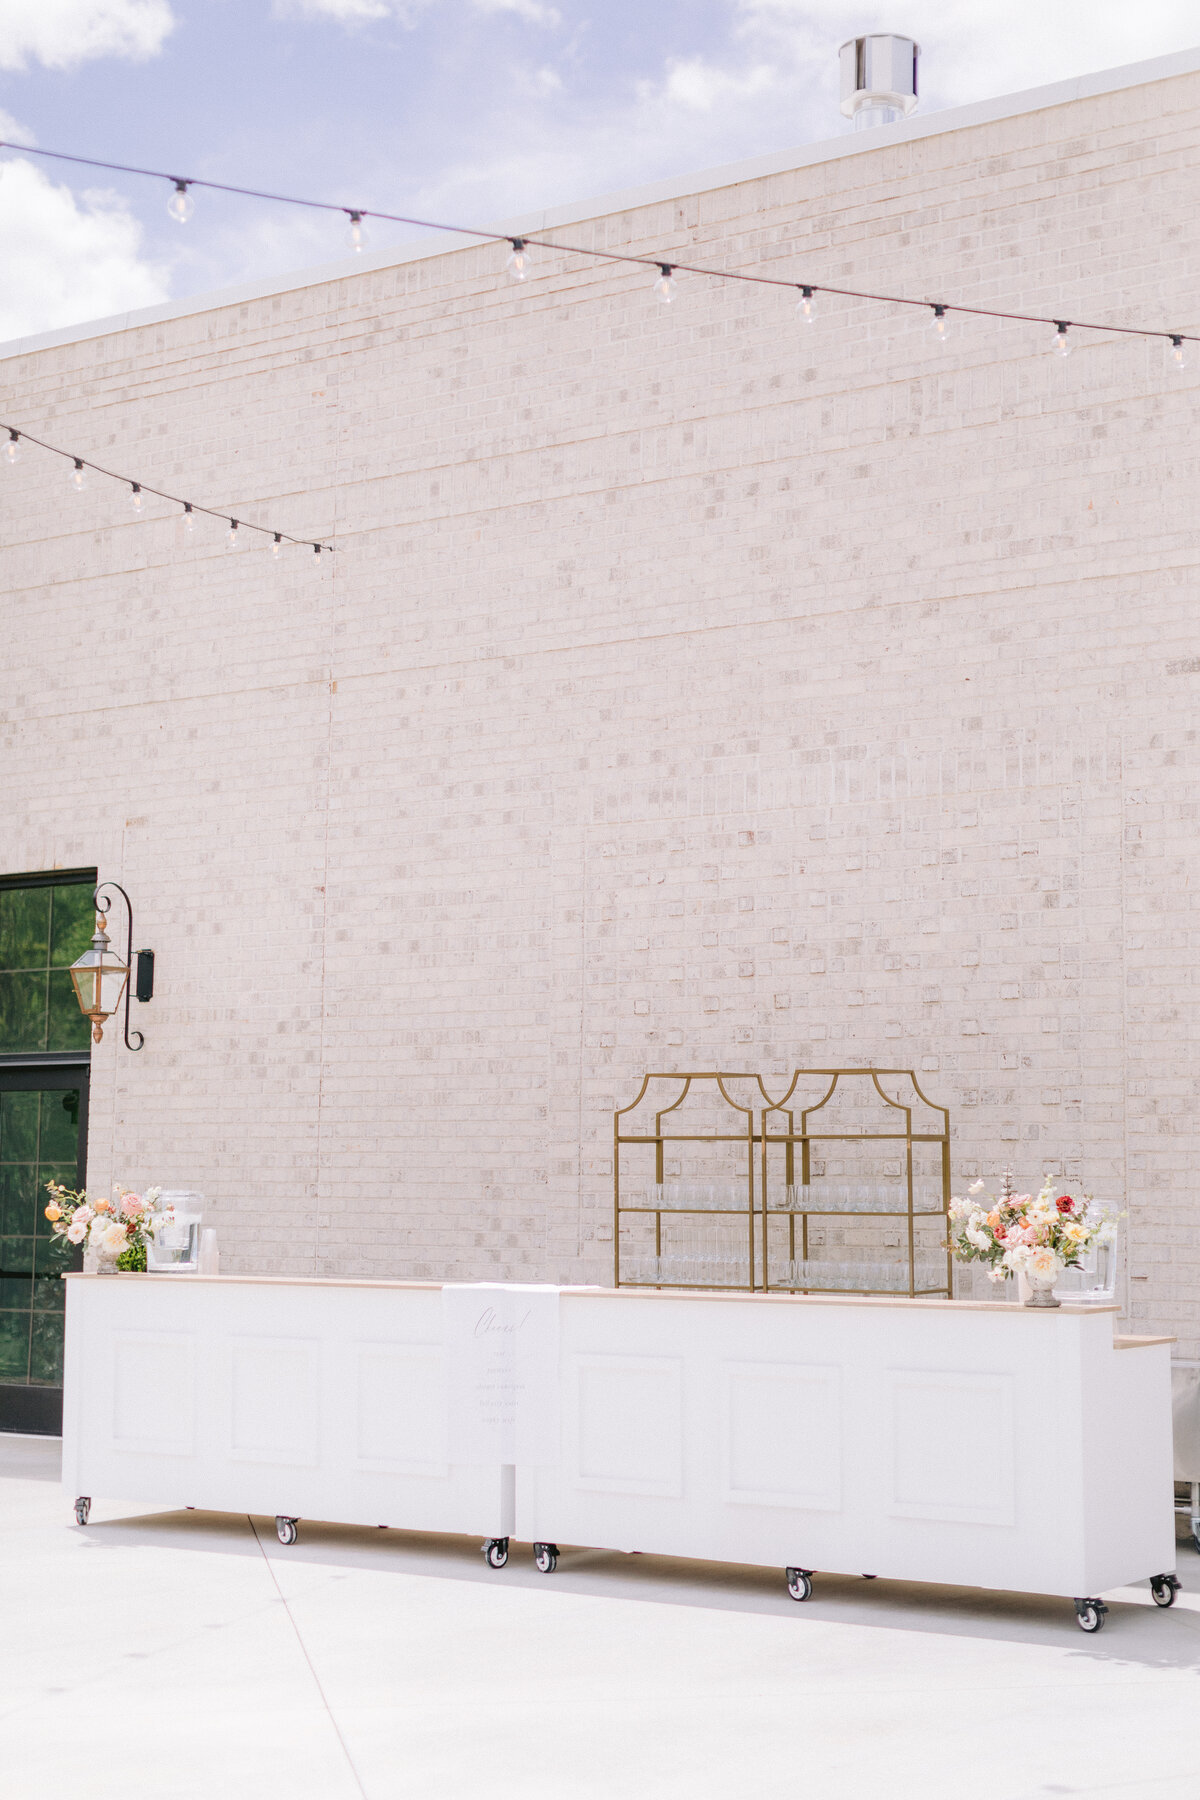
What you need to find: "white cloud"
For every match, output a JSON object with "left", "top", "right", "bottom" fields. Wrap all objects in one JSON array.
[
  {"left": 0, "top": 0, "right": 175, "bottom": 71},
  {"left": 473, "top": 0, "right": 559, "bottom": 24},
  {"left": 274, "top": 0, "right": 392, "bottom": 18},
  {"left": 0, "top": 158, "right": 169, "bottom": 342},
  {"left": 654, "top": 56, "right": 779, "bottom": 113},
  {"left": 277, "top": 0, "right": 559, "bottom": 25}
]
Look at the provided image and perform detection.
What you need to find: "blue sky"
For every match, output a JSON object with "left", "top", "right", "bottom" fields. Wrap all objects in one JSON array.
[{"left": 0, "top": 0, "right": 1197, "bottom": 341}]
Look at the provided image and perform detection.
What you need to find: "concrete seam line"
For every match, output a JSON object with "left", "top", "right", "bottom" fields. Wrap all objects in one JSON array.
[{"left": 247, "top": 1515, "right": 370, "bottom": 1800}]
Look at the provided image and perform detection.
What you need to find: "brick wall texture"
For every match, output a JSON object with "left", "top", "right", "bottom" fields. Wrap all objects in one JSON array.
[{"left": 4, "top": 66, "right": 1199, "bottom": 1347}]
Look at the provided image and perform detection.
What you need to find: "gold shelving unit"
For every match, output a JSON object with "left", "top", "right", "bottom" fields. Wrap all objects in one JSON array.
[
  {"left": 759, "top": 1069, "right": 952, "bottom": 1298},
  {"left": 612, "top": 1068, "right": 952, "bottom": 1297},
  {"left": 613, "top": 1073, "right": 773, "bottom": 1291}
]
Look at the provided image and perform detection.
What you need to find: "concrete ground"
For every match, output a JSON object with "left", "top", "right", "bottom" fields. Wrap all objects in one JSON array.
[{"left": 2, "top": 1435, "right": 1199, "bottom": 1800}]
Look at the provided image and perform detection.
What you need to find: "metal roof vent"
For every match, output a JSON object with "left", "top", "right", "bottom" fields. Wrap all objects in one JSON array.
[{"left": 839, "top": 34, "right": 919, "bottom": 131}]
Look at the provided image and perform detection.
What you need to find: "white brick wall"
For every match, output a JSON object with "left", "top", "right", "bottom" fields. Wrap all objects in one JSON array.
[{"left": 4, "top": 62, "right": 1200, "bottom": 1346}]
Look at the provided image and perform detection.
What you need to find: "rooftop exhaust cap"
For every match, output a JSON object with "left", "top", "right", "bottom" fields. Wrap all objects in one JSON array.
[{"left": 839, "top": 34, "right": 919, "bottom": 130}]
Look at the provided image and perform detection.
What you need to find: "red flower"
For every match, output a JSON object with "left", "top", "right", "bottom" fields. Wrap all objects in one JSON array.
[{"left": 1056, "top": 1196, "right": 1074, "bottom": 1214}]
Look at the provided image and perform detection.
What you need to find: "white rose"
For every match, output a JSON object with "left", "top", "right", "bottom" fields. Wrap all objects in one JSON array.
[
  {"left": 99, "top": 1222, "right": 129, "bottom": 1256},
  {"left": 66, "top": 1220, "right": 87, "bottom": 1244},
  {"left": 966, "top": 1224, "right": 992, "bottom": 1251},
  {"left": 1028, "top": 1247, "right": 1063, "bottom": 1280}
]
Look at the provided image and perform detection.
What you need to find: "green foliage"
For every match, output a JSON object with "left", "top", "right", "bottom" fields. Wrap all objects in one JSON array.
[{"left": 115, "top": 1242, "right": 147, "bottom": 1273}]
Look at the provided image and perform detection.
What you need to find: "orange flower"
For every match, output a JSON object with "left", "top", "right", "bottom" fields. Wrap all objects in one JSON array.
[
  {"left": 986, "top": 1211, "right": 1001, "bottom": 1230},
  {"left": 93, "top": 1197, "right": 111, "bottom": 1214},
  {"left": 44, "top": 1204, "right": 61, "bottom": 1222}
]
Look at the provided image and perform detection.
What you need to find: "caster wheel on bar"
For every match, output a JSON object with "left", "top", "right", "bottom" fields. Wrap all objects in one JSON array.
[
  {"left": 482, "top": 1537, "right": 509, "bottom": 1569},
  {"left": 534, "top": 1543, "right": 559, "bottom": 1574},
  {"left": 74, "top": 1496, "right": 91, "bottom": 1527},
  {"left": 1073, "top": 1598, "right": 1107, "bottom": 1633},
  {"left": 785, "top": 1567, "right": 813, "bottom": 1602},
  {"left": 1150, "top": 1574, "right": 1181, "bottom": 1608},
  {"left": 275, "top": 1516, "right": 299, "bottom": 1546}
]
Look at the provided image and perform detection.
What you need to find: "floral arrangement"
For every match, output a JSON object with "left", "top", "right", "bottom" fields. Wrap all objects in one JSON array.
[
  {"left": 947, "top": 1172, "right": 1117, "bottom": 1288},
  {"left": 44, "top": 1180, "right": 163, "bottom": 1273}
]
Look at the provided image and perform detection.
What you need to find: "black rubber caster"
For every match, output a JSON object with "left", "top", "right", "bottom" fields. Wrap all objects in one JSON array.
[
  {"left": 1151, "top": 1573, "right": 1181, "bottom": 1608},
  {"left": 74, "top": 1496, "right": 91, "bottom": 1526},
  {"left": 534, "top": 1543, "right": 559, "bottom": 1573},
  {"left": 275, "top": 1516, "right": 299, "bottom": 1546},
  {"left": 786, "top": 1566, "right": 813, "bottom": 1602},
  {"left": 482, "top": 1537, "right": 509, "bottom": 1569},
  {"left": 1074, "top": 1597, "right": 1107, "bottom": 1632}
]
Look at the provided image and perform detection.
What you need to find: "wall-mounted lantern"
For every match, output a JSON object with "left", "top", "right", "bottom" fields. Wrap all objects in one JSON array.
[{"left": 69, "top": 882, "right": 153, "bottom": 1050}]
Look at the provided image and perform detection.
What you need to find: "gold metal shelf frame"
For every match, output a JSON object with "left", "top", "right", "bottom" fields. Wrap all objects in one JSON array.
[{"left": 613, "top": 1068, "right": 952, "bottom": 1298}]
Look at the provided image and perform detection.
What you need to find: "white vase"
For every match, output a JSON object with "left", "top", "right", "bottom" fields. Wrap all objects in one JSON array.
[
  {"left": 83, "top": 1241, "right": 120, "bottom": 1275},
  {"left": 1023, "top": 1269, "right": 1062, "bottom": 1309}
]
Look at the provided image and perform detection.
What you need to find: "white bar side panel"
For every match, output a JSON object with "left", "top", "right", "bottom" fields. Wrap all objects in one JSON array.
[
  {"left": 1079, "top": 1338, "right": 1175, "bottom": 1592},
  {"left": 62, "top": 1278, "right": 511, "bottom": 1536}
]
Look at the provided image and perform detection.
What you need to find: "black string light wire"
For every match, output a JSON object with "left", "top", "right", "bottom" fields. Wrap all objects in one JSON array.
[
  {"left": 0, "top": 421, "right": 333, "bottom": 555},
  {"left": 1, "top": 138, "right": 1196, "bottom": 357}
]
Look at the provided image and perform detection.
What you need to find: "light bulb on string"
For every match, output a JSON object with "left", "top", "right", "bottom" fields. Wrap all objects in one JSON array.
[
  {"left": 796, "top": 285, "right": 816, "bottom": 324},
  {"left": 227, "top": 519, "right": 241, "bottom": 549},
  {"left": 181, "top": 503, "right": 195, "bottom": 538},
  {"left": 167, "top": 180, "right": 194, "bottom": 224},
  {"left": 130, "top": 483, "right": 143, "bottom": 514},
  {"left": 5, "top": 430, "right": 18, "bottom": 465},
  {"left": 1170, "top": 335, "right": 1186, "bottom": 371},
  {"left": 506, "top": 238, "right": 529, "bottom": 282},
  {"left": 70, "top": 458, "right": 86, "bottom": 492},
  {"left": 653, "top": 264, "right": 677, "bottom": 305},
  {"left": 1052, "top": 321, "right": 1071, "bottom": 357},
  {"left": 931, "top": 304, "right": 948, "bottom": 341},
  {"left": 272, "top": 533, "right": 283, "bottom": 560},
  {"left": 345, "top": 211, "right": 367, "bottom": 253}
]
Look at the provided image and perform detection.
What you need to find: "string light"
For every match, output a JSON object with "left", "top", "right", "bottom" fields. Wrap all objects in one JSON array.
[
  {"left": 272, "top": 532, "right": 283, "bottom": 559},
  {"left": 931, "top": 303, "right": 947, "bottom": 340},
  {"left": 654, "top": 264, "right": 677, "bottom": 305},
  {"left": 167, "top": 179, "right": 193, "bottom": 224},
  {"left": 796, "top": 285, "right": 816, "bottom": 324},
  {"left": 345, "top": 210, "right": 367, "bottom": 252},
  {"left": 0, "top": 138, "right": 1195, "bottom": 366},
  {"left": 1052, "top": 321, "right": 1071, "bottom": 357},
  {"left": 227, "top": 519, "right": 241, "bottom": 549},
  {"left": 0, "top": 420, "right": 333, "bottom": 554},
  {"left": 1171, "top": 334, "right": 1186, "bottom": 370}
]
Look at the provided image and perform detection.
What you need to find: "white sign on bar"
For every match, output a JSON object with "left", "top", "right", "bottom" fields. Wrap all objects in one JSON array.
[{"left": 442, "top": 1283, "right": 561, "bottom": 1465}]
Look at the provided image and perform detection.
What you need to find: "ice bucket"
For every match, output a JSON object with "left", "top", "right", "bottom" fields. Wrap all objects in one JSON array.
[{"left": 147, "top": 1191, "right": 204, "bottom": 1272}]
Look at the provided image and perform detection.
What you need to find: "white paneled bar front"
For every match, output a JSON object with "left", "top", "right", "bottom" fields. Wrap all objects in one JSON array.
[{"left": 62, "top": 1275, "right": 1177, "bottom": 1628}]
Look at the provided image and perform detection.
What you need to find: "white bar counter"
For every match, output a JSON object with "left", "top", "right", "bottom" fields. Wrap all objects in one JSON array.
[{"left": 62, "top": 1274, "right": 1177, "bottom": 1628}]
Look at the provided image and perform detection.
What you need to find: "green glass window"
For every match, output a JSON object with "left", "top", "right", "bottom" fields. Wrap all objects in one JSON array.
[
  {"left": 0, "top": 1085, "right": 82, "bottom": 1386},
  {"left": 0, "top": 882, "right": 95, "bottom": 1053}
]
